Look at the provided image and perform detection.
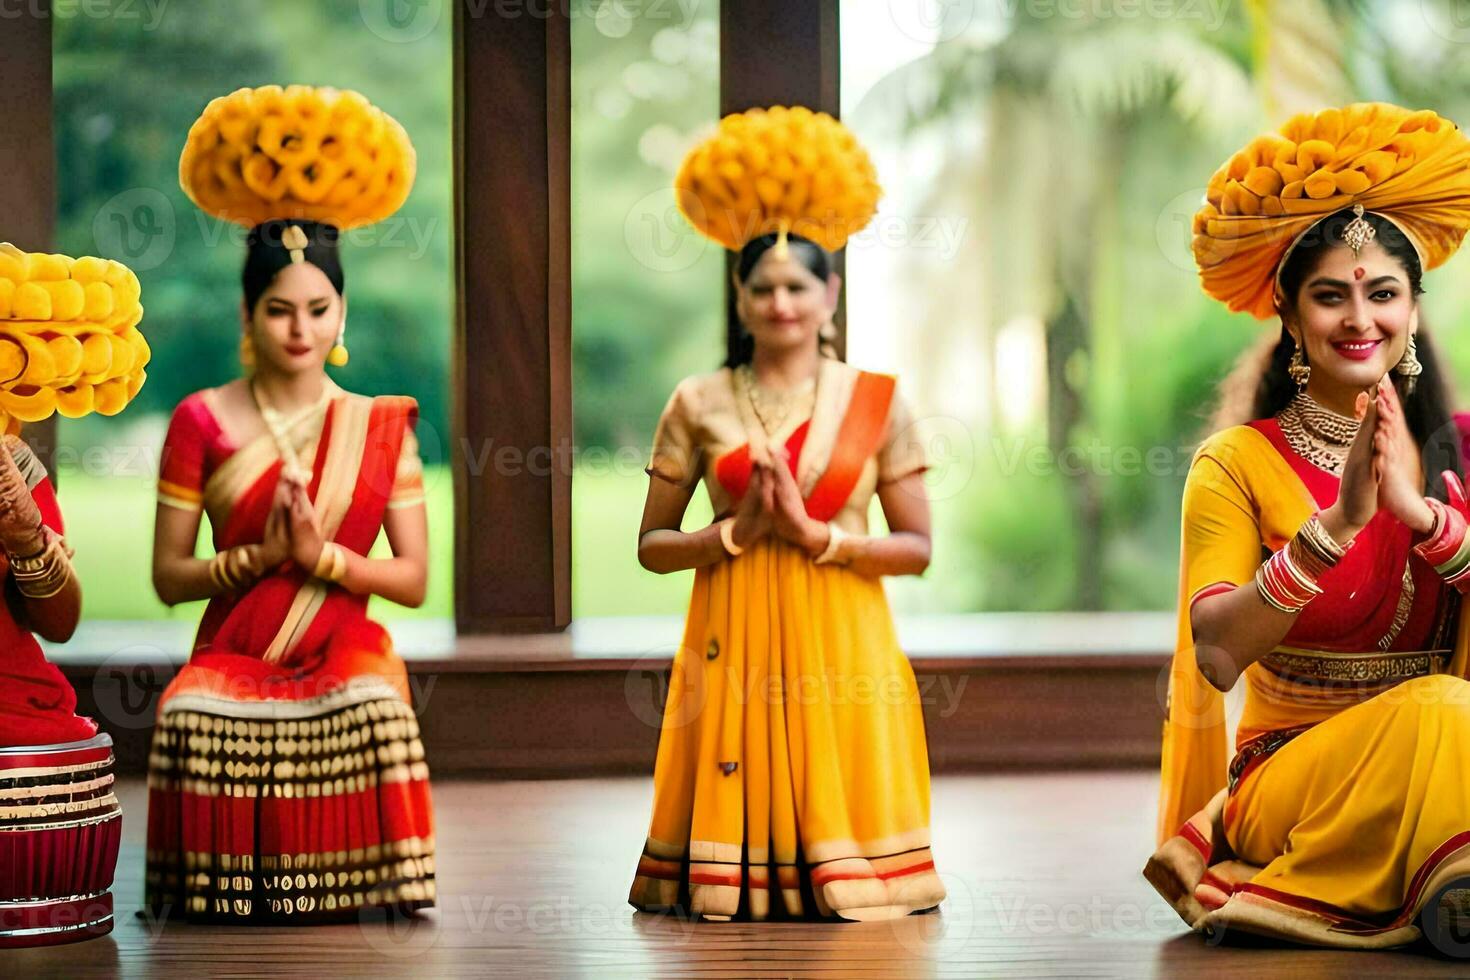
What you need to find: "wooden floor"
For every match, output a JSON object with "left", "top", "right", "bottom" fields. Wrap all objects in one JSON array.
[{"left": 11, "top": 772, "right": 1469, "bottom": 978}]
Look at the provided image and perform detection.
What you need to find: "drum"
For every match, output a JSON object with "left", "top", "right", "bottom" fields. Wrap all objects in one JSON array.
[{"left": 0, "top": 733, "right": 121, "bottom": 947}]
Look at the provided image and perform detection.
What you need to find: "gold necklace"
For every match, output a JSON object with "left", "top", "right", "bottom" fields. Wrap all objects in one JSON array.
[
  {"left": 736, "top": 363, "right": 815, "bottom": 437},
  {"left": 1277, "top": 391, "right": 1358, "bottom": 475},
  {"left": 250, "top": 379, "right": 332, "bottom": 483}
]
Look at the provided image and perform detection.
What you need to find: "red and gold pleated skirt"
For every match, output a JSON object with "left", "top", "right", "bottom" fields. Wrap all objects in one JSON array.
[
  {"left": 0, "top": 734, "right": 122, "bottom": 948},
  {"left": 145, "top": 647, "right": 435, "bottom": 923}
]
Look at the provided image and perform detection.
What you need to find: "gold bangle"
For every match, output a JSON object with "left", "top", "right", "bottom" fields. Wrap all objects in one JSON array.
[
  {"left": 718, "top": 519, "right": 743, "bottom": 557},
  {"left": 314, "top": 542, "right": 348, "bottom": 583},
  {"left": 12, "top": 534, "right": 72, "bottom": 599},
  {"left": 813, "top": 523, "right": 849, "bottom": 565}
]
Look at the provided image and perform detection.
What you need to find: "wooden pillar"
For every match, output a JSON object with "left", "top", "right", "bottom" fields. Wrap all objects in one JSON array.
[
  {"left": 451, "top": 3, "right": 573, "bottom": 633},
  {"left": 720, "top": 0, "right": 845, "bottom": 360},
  {"left": 0, "top": 6, "right": 59, "bottom": 471}
]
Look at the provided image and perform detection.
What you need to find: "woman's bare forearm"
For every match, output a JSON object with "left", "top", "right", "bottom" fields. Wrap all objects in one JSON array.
[
  {"left": 336, "top": 549, "right": 427, "bottom": 608},
  {"left": 638, "top": 522, "right": 730, "bottom": 574},
  {"left": 9, "top": 573, "right": 81, "bottom": 643},
  {"left": 837, "top": 529, "right": 930, "bottom": 578}
]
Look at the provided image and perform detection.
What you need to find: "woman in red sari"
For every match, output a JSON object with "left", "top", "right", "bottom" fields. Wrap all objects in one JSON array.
[
  {"left": 144, "top": 86, "right": 433, "bottom": 922},
  {"left": 0, "top": 243, "right": 150, "bottom": 946}
]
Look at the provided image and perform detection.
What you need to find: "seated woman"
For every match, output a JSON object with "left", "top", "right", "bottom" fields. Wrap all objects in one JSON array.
[
  {"left": 0, "top": 244, "right": 151, "bottom": 946},
  {"left": 1148, "top": 102, "right": 1470, "bottom": 949},
  {"left": 627, "top": 107, "right": 945, "bottom": 921},
  {"left": 144, "top": 86, "right": 434, "bottom": 923}
]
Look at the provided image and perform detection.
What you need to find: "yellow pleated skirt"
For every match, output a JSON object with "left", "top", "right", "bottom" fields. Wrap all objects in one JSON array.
[
  {"left": 628, "top": 536, "right": 946, "bottom": 921},
  {"left": 1210, "top": 674, "right": 1470, "bottom": 945}
]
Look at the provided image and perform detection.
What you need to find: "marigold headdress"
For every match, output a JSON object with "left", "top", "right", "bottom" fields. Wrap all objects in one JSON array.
[
  {"left": 0, "top": 243, "right": 149, "bottom": 431},
  {"left": 181, "top": 85, "right": 417, "bottom": 369},
  {"left": 180, "top": 85, "right": 416, "bottom": 231},
  {"left": 1192, "top": 103, "right": 1470, "bottom": 319},
  {"left": 675, "top": 106, "right": 882, "bottom": 256}
]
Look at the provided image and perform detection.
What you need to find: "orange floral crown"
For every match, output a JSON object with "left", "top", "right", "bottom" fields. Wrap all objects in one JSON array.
[{"left": 1192, "top": 103, "right": 1470, "bottom": 320}]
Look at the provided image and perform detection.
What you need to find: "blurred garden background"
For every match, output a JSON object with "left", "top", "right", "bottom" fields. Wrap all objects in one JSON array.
[{"left": 48, "top": 0, "right": 1470, "bottom": 624}]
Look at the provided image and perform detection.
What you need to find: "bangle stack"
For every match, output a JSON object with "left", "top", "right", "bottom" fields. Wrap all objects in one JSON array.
[
  {"left": 313, "top": 541, "right": 348, "bottom": 583},
  {"left": 208, "top": 546, "right": 259, "bottom": 594},
  {"left": 813, "top": 522, "right": 849, "bottom": 565},
  {"left": 1254, "top": 514, "right": 1347, "bottom": 613},
  {"left": 8, "top": 530, "right": 73, "bottom": 599},
  {"left": 1414, "top": 497, "right": 1470, "bottom": 590}
]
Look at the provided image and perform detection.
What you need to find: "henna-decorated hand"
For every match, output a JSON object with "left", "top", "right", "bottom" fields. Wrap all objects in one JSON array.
[{"left": 0, "top": 435, "right": 43, "bottom": 557}]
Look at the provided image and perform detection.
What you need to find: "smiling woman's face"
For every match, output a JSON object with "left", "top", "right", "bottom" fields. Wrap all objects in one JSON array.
[
  {"left": 242, "top": 262, "right": 343, "bottom": 377},
  {"left": 1287, "top": 238, "right": 1418, "bottom": 401},
  {"left": 735, "top": 250, "right": 837, "bottom": 357}
]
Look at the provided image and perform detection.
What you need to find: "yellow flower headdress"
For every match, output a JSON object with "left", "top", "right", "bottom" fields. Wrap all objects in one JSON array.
[
  {"left": 0, "top": 244, "right": 149, "bottom": 432},
  {"left": 180, "top": 84, "right": 416, "bottom": 231},
  {"left": 1193, "top": 103, "right": 1470, "bottom": 320},
  {"left": 675, "top": 106, "right": 882, "bottom": 256}
]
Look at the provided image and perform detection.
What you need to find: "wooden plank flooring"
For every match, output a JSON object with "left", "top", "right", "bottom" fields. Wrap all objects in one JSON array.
[{"left": 9, "top": 772, "right": 1468, "bottom": 978}]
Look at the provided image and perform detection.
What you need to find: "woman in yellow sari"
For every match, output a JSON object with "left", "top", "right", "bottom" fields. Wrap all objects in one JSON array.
[
  {"left": 144, "top": 86, "right": 433, "bottom": 922},
  {"left": 1147, "top": 103, "right": 1470, "bottom": 949},
  {"left": 627, "top": 107, "right": 946, "bottom": 922}
]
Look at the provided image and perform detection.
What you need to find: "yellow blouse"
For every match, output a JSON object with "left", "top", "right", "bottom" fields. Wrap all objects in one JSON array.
[{"left": 646, "top": 357, "right": 928, "bottom": 534}]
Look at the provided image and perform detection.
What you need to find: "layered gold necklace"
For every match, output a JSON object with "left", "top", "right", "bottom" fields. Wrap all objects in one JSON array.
[
  {"left": 249, "top": 378, "right": 334, "bottom": 484},
  {"left": 734, "top": 363, "right": 816, "bottom": 438},
  {"left": 1277, "top": 391, "right": 1359, "bottom": 476}
]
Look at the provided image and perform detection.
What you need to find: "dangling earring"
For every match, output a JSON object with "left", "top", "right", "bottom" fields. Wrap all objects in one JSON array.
[
  {"left": 1287, "top": 342, "right": 1310, "bottom": 391},
  {"left": 818, "top": 318, "right": 838, "bottom": 358},
  {"left": 1394, "top": 332, "right": 1422, "bottom": 395},
  {"left": 239, "top": 332, "right": 255, "bottom": 372},
  {"left": 327, "top": 319, "right": 349, "bottom": 368}
]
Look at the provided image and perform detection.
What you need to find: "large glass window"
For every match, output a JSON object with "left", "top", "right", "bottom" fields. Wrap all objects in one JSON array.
[
  {"left": 570, "top": 0, "right": 721, "bottom": 617},
  {"left": 53, "top": 0, "right": 453, "bottom": 622},
  {"left": 842, "top": 0, "right": 1470, "bottom": 613}
]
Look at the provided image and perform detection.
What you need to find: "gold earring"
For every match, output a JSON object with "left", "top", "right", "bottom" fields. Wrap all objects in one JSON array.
[
  {"left": 239, "top": 333, "right": 255, "bottom": 371},
  {"left": 1288, "top": 343, "right": 1310, "bottom": 390},
  {"left": 327, "top": 320, "right": 349, "bottom": 368},
  {"left": 1395, "top": 332, "right": 1422, "bottom": 394}
]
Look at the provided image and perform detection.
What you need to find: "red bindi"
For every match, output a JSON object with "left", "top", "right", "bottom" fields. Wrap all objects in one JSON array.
[{"left": 1353, "top": 267, "right": 1366, "bottom": 280}]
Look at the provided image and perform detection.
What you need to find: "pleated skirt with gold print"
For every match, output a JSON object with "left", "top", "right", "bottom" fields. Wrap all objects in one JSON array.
[
  {"left": 629, "top": 536, "right": 946, "bottom": 921},
  {"left": 145, "top": 647, "right": 435, "bottom": 923}
]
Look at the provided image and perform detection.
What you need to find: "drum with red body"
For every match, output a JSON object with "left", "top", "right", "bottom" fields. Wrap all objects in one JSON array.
[{"left": 0, "top": 733, "right": 121, "bottom": 947}]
